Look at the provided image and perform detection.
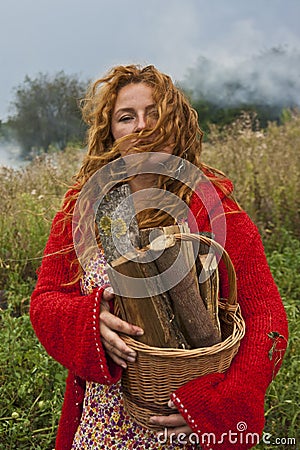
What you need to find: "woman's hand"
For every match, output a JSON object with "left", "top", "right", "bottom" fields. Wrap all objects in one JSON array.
[
  {"left": 150, "top": 400, "right": 193, "bottom": 440},
  {"left": 100, "top": 288, "right": 144, "bottom": 368}
]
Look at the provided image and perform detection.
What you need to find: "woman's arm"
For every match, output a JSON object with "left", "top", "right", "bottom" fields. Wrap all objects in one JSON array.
[
  {"left": 31, "top": 207, "right": 144, "bottom": 382},
  {"left": 30, "top": 209, "right": 123, "bottom": 383}
]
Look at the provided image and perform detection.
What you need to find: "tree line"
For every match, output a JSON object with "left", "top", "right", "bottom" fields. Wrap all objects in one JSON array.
[
  {"left": 5, "top": 72, "right": 88, "bottom": 159},
  {"left": 2, "top": 70, "right": 294, "bottom": 160}
]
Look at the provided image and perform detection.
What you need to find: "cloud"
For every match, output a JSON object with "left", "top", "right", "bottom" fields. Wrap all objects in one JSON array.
[
  {"left": 182, "top": 47, "right": 300, "bottom": 108},
  {"left": 145, "top": 0, "right": 201, "bottom": 78},
  {"left": 1, "top": 0, "right": 300, "bottom": 121}
]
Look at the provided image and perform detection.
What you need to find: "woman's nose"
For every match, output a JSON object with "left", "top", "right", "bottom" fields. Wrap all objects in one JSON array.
[{"left": 135, "top": 114, "right": 146, "bottom": 132}]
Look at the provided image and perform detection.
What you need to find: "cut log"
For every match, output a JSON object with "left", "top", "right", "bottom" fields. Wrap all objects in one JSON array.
[
  {"left": 140, "top": 227, "right": 221, "bottom": 348},
  {"left": 109, "top": 251, "right": 189, "bottom": 349},
  {"left": 197, "top": 253, "right": 222, "bottom": 341}
]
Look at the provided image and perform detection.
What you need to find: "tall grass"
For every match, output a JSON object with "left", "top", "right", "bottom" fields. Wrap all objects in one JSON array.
[
  {"left": 0, "top": 147, "right": 82, "bottom": 448},
  {"left": 256, "top": 232, "right": 299, "bottom": 449},
  {"left": 0, "top": 147, "right": 83, "bottom": 301},
  {"left": 204, "top": 112, "right": 300, "bottom": 240},
  {"left": 0, "top": 117, "right": 299, "bottom": 449}
]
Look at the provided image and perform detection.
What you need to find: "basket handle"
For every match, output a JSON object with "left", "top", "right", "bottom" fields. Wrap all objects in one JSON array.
[{"left": 174, "top": 233, "right": 237, "bottom": 306}]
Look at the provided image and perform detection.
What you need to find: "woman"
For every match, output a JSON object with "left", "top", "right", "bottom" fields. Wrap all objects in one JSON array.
[{"left": 30, "top": 64, "right": 288, "bottom": 449}]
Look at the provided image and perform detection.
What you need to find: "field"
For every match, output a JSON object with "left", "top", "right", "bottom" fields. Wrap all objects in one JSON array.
[{"left": 0, "top": 114, "right": 299, "bottom": 449}]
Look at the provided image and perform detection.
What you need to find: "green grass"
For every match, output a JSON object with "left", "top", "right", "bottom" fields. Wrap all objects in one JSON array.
[
  {"left": 255, "top": 233, "right": 299, "bottom": 449},
  {"left": 0, "top": 306, "right": 66, "bottom": 450},
  {"left": 0, "top": 149, "right": 77, "bottom": 449}
]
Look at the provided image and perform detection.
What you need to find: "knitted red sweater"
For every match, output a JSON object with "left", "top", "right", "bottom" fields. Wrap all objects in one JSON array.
[{"left": 30, "top": 181, "right": 288, "bottom": 450}]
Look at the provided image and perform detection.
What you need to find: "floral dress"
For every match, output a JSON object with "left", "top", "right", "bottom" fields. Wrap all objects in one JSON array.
[{"left": 71, "top": 252, "right": 199, "bottom": 450}]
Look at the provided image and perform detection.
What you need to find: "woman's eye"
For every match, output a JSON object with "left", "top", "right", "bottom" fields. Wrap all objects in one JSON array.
[
  {"left": 119, "top": 115, "right": 133, "bottom": 122},
  {"left": 147, "top": 110, "right": 159, "bottom": 120}
]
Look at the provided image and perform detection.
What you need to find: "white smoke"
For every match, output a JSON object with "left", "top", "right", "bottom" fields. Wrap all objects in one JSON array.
[
  {"left": 0, "top": 140, "right": 25, "bottom": 168},
  {"left": 182, "top": 47, "right": 300, "bottom": 108}
]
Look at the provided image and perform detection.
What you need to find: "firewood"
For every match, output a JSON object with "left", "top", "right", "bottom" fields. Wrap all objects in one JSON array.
[
  {"left": 140, "top": 227, "right": 221, "bottom": 348},
  {"left": 198, "top": 253, "right": 222, "bottom": 341},
  {"left": 109, "top": 251, "right": 189, "bottom": 349},
  {"left": 95, "top": 183, "right": 221, "bottom": 349}
]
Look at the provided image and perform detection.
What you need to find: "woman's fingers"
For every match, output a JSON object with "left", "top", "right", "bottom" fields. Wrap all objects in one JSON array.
[
  {"left": 150, "top": 413, "right": 187, "bottom": 428},
  {"left": 168, "top": 400, "right": 176, "bottom": 409},
  {"left": 99, "top": 294, "right": 144, "bottom": 368},
  {"left": 150, "top": 409, "right": 193, "bottom": 439},
  {"left": 100, "top": 314, "right": 137, "bottom": 367},
  {"left": 101, "top": 336, "right": 136, "bottom": 368},
  {"left": 100, "top": 308, "right": 144, "bottom": 337},
  {"left": 105, "top": 352, "right": 127, "bottom": 368},
  {"left": 101, "top": 289, "right": 143, "bottom": 337},
  {"left": 102, "top": 287, "right": 115, "bottom": 303},
  {"left": 100, "top": 314, "right": 138, "bottom": 358},
  {"left": 101, "top": 336, "right": 136, "bottom": 361}
]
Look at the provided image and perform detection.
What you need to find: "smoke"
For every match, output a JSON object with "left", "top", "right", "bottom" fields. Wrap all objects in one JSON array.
[
  {"left": 0, "top": 140, "right": 25, "bottom": 168},
  {"left": 182, "top": 47, "right": 300, "bottom": 109}
]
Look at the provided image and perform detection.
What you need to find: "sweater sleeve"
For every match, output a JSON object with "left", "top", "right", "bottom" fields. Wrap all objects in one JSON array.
[
  {"left": 171, "top": 219, "right": 288, "bottom": 449},
  {"left": 30, "top": 208, "right": 122, "bottom": 384}
]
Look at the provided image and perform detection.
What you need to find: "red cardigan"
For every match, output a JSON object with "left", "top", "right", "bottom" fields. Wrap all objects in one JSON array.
[{"left": 30, "top": 181, "right": 288, "bottom": 450}]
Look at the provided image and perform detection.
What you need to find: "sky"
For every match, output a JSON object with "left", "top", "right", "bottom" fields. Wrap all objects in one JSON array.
[
  {"left": 0, "top": 0, "right": 300, "bottom": 165},
  {"left": 0, "top": 0, "right": 300, "bottom": 120}
]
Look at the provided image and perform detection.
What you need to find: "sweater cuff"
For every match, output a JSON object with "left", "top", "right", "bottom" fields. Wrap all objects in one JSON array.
[
  {"left": 171, "top": 372, "right": 265, "bottom": 449},
  {"left": 89, "top": 287, "right": 122, "bottom": 383},
  {"left": 171, "top": 372, "right": 225, "bottom": 435}
]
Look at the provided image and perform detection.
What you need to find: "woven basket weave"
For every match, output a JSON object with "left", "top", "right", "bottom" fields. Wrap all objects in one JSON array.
[{"left": 119, "top": 233, "right": 245, "bottom": 429}]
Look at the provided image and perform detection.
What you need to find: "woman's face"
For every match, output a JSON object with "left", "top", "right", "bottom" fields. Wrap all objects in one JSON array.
[
  {"left": 111, "top": 83, "right": 158, "bottom": 144},
  {"left": 111, "top": 82, "right": 175, "bottom": 161},
  {"left": 111, "top": 82, "right": 175, "bottom": 187}
]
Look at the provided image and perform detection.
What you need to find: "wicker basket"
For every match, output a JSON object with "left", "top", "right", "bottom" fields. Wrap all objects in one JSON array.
[{"left": 119, "top": 233, "right": 246, "bottom": 429}]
